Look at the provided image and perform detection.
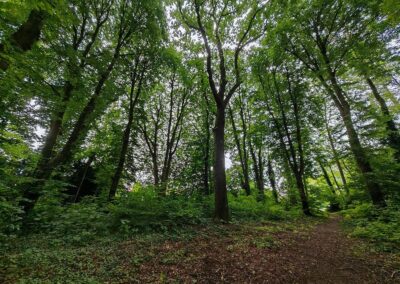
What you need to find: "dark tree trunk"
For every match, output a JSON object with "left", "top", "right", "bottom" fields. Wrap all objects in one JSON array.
[
  {"left": 294, "top": 173, "right": 311, "bottom": 215},
  {"left": 325, "top": 118, "right": 349, "bottom": 195},
  {"left": 228, "top": 107, "right": 250, "bottom": 195},
  {"left": 213, "top": 107, "right": 229, "bottom": 220},
  {"left": 342, "top": 109, "right": 385, "bottom": 206},
  {"left": 249, "top": 139, "right": 264, "bottom": 201},
  {"left": 319, "top": 161, "right": 335, "bottom": 194},
  {"left": 109, "top": 68, "right": 142, "bottom": 200},
  {"left": 74, "top": 154, "right": 95, "bottom": 202},
  {"left": 0, "top": 9, "right": 46, "bottom": 70},
  {"left": 316, "top": 61, "right": 386, "bottom": 206},
  {"left": 21, "top": 29, "right": 126, "bottom": 216},
  {"left": 51, "top": 63, "right": 119, "bottom": 168},
  {"left": 319, "top": 162, "right": 340, "bottom": 211},
  {"left": 267, "top": 159, "right": 279, "bottom": 203},
  {"left": 20, "top": 83, "right": 74, "bottom": 218},
  {"left": 203, "top": 108, "right": 211, "bottom": 195},
  {"left": 33, "top": 82, "right": 74, "bottom": 178},
  {"left": 260, "top": 72, "right": 310, "bottom": 214},
  {"left": 366, "top": 77, "right": 400, "bottom": 162},
  {"left": 328, "top": 165, "right": 341, "bottom": 191},
  {"left": 328, "top": 75, "right": 386, "bottom": 206}
]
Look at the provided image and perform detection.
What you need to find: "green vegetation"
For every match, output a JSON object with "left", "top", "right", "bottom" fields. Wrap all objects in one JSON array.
[
  {"left": 0, "top": 0, "right": 399, "bottom": 282},
  {"left": 342, "top": 203, "right": 400, "bottom": 252}
]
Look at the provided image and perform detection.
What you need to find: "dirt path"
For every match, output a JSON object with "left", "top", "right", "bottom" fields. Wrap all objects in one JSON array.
[{"left": 136, "top": 216, "right": 400, "bottom": 283}]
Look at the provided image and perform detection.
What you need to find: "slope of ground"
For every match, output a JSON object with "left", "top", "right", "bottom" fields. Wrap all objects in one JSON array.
[{"left": 1, "top": 216, "right": 399, "bottom": 283}]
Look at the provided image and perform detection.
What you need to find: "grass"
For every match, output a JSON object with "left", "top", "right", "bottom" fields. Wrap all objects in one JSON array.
[{"left": 1, "top": 216, "right": 318, "bottom": 283}]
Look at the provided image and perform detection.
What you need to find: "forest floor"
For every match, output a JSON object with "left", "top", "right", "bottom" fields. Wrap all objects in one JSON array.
[{"left": 2, "top": 215, "right": 400, "bottom": 283}]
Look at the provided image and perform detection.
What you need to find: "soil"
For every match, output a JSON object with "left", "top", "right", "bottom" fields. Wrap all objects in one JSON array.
[{"left": 134, "top": 216, "right": 400, "bottom": 283}]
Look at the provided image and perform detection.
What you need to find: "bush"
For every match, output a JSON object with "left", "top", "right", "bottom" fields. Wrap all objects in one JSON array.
[
  {"left": 342, "top": 203, "right": 400, "bottom": 252},
  {"left": 9, "top": 186, "right": 302, "bottom": 243},
  {"left": 229, "top": 193, "right": 302, "bottom": 221},
  {"left": 108, "top": 188, "right": 211, "bottom": 234}
]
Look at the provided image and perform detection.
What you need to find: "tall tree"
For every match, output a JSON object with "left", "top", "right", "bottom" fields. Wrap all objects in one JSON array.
[
  {"left": 276, "top": 0, "right": 386, "bottom": 206},
  {"left": 255, "top": 61, "right": 311, "bottom": 215},
  {"left": 177, "top": 0, "right": 266, "bottom": 220},
  {"left": 109, "top": 53, "right": 147, "bottom": 199}
]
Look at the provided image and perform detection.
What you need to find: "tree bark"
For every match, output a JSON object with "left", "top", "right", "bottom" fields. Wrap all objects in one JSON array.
[
  {"left": 267, "top": 159, "right": 279, "bottom": 203},
  {"left": 21, "top": 21, "right": 127, "bottom": 216},
  {"left": 319, "top": 161, "right": 336, "bottom": 194},
  {"left": 213, "top": 107, "right": 229, "bottom": 220},
  {"left": 109, "top": 65, "right": 143, "bottom": 200},
  {"left": 260, "top": 73, "right": 310, "bottom": 214},
  {"left": 74, "top": 154, "right": 95, "bottom": 202},
  {"left": 366, "top": 77, "right": 400, "bottom": 162},
  {"left": 228, "top": 107, "right": 251, "bottom": 195},
  {"left": 294, "top": 173, "right": 311, "bottom": 215},
  {"left": 322, "top": 72, "right": 386, "bottom": 206},
  {"left": 203, "top": 106, "right": 211, "bottom": 195},
  {"left": 0, "top": 9, "right": 46, "bottom": 71},
  {"left": 249, "top": 138, "right": 264, "bottom": 200},
  {"left": 325, "top": 116, "right": 349, "bottom": 195}
]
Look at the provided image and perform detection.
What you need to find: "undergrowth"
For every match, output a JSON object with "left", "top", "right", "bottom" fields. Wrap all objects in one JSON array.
[
  {"left": 0, "top": 189, "right": 303, "bottom": 283},
  {"left": 342, "top": 202, "right": 400, "bottom": 253}
]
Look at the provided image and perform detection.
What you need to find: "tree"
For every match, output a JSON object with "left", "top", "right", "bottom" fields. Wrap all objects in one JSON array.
[
  {"left": 254, "top": 57, "right": 312, "bottom": 215},
  {"left": 0, "top": 8, "right": 47, "bottom": 71},
  {"left": 176, "top": 0, "right": 266, "bottom": 220},
  {"left": 275, "top": 0, "right": 386, "bottom": 206},
  {"left": 138, "top": 54, "right": 191, "bottom": 194},
  {"left": 20, "top": 0, "right": 165, "bottom": 216}
]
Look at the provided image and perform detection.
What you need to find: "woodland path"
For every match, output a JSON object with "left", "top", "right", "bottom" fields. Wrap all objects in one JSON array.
[{"left": 135, "top": 216, "right": 400, "bottom": 283}]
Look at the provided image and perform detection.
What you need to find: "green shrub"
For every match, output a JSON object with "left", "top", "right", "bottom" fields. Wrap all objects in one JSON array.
[
  {"left": 229, "top": 193, "right": 302, "bottom": 221},
  {"left": 108, "top": 188, "right": 210, "bottom": 234},
  {"left": 13, "top": 186, "right": 301, "bottom": 243},
  {"left": 342, "top": 203, "right": 400, "bottom": 252}
]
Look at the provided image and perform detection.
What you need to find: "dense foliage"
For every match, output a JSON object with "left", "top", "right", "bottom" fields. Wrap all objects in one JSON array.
[{"left": 1, "top": 0, "right": 399, "bottom": 268}]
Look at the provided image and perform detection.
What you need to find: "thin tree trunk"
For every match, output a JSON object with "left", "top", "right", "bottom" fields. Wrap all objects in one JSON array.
[
  {"left": 319, "top": 161, "right": 340, "bottom": 211},
  {"left": 203, "top": 107, "right": 211, "bottom": 195},
  {"left": 325, "top": 118, "right": 349, "bottom": 195},
  {"left": 228, "top": 107, "right": 250, "bottom": 195},
  {"left": 319, "top": 69, "right": 386, "bottom": 206},
  {"left": 249, "top": 138, "right": 264, "bottom": 200},
  {"left": 109, "top": 66, "right": 143, "bottom": 200},
  {"left": 319, "top": 161, "right": 336, "bottom": 194},
  {"left": 328, "top": 165, "right": 341, "bottom": 191},
  {"left": 366, "top": 77, "right": 400, "bottom": 162},
  {"left": 267, "top": 159, "right": 278, "bottom": 203}
]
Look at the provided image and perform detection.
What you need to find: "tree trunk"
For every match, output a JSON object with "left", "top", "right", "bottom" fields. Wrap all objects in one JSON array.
[
  {"left": 325, "top": 119, "right": 349, "bottom": 195},
  {"left": 319, "top": 161, "right": 335, "bottom": 194},
  {"left": 228, "top": 107, "right": 250, "bottom": 195},
  {"left": 267, "top": 159, "right": 279, "bottom": 203},
  {"left": 317, "top": 63, "right": 386, "bottom": 206},
  {"left": 328, "top": 165, "right": 341, "bottom": 191},
  {"left": 327, "top": 76, "right": 386, "bottom": 206},
  {"left": 74, "top": 154, "right": 95, "bottom": 202},
  {"left": 203, "top": 108, "right": 211, "bottom": 195},
  {"left": 319, "top": 161, "right": 340, "bottom": 211},
  {"left": 0, "top": 9, "right": 46, "bottom": 71},
  {"left": 295, "top": 173, "right": 311, "bottom": 215},
  {"left": 20, "top": 83, "right": 74, "bottom": 217},
  {"left": 249, "top": 139, "right": 264, "bottom": 201},
  {"left": 366, "top": 77, "right": 400, "bottom": 162},
  {"left": 213, "top": 107, "right": 229, "bottom": 221},
  {"left": 109, "top": 71, "right": 142, "bottom": 200}
]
